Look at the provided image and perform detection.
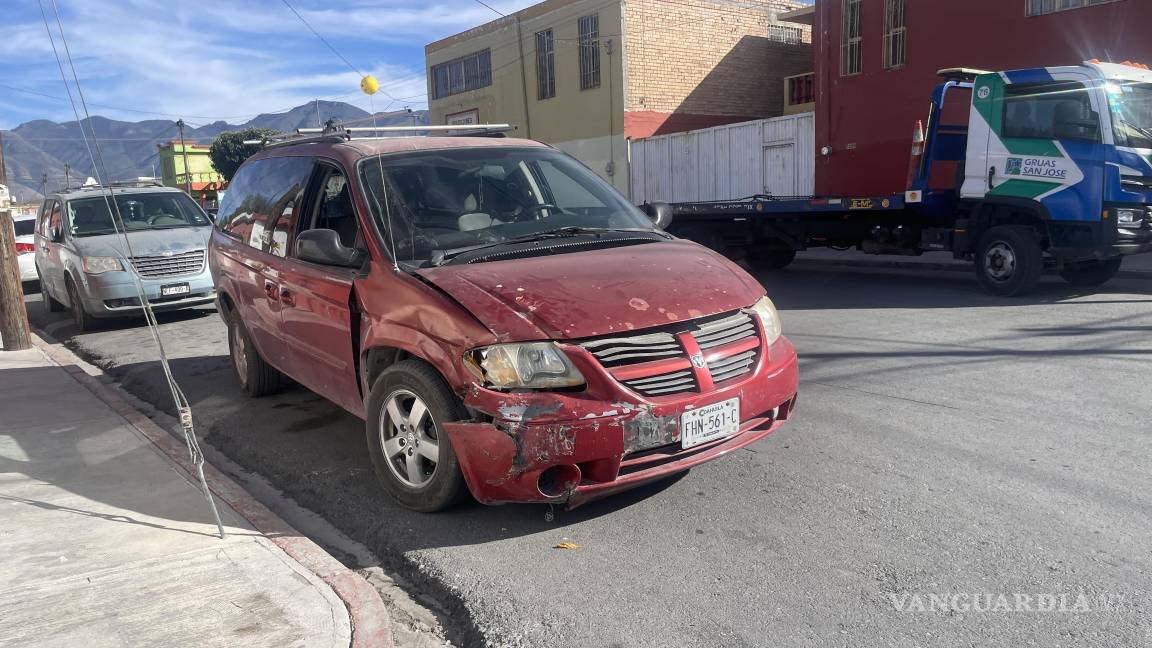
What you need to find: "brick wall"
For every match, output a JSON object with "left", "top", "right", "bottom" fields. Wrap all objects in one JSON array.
[{"left": 624, "top": 0, "right": 812, "bottom": 121}]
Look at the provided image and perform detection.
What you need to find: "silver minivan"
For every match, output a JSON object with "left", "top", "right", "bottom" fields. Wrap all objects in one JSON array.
[{"left": 35, "top": 182, "right": 216, "bottom": 331}]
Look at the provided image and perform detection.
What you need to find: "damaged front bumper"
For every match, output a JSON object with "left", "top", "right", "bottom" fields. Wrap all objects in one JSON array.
[{"left": 443, "top": 336, "right": 800, "bottom": 508}]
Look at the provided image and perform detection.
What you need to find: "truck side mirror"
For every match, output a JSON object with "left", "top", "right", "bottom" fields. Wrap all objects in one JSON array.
[
  {"left": 295, "top": 229, "right": 368, "bottom": 268},
  {"left": 641, "top": 202, "right": 674, "bottom": 230}
]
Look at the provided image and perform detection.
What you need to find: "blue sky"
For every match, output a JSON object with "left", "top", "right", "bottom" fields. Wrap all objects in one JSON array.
[{"left": 0, "top": 0, "right": 543, "bottom": 129}]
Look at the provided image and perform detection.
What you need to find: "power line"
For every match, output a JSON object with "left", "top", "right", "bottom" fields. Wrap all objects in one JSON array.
[{"left": 473, "top": 0, "right": 506, "bottom": 17}]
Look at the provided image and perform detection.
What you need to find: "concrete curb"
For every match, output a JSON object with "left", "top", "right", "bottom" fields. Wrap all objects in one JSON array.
[
  {"left": 30, "top": 332, "right": 394, "bottom": 648},
  {"left": 792, "top": 256, "right": 1152, "bottom": 280}
]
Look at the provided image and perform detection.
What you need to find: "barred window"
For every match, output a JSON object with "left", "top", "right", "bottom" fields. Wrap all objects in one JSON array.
[
  {"left": 536, "top": 29, "right": 556, "bottom": 100},
  {"left": 431, "top": 49, "right": 492, "bottom": 100},
  {"left": 883, "top": 0, "right": 906, "bottom": 69},
  {"left": 768, "top": 24, "right": 803, "bottom": 45},
  {"left": 1026, "top": 0, "right": 1121, "bottom": 17},
  {"left": 579, "top": 14, "right": 601, "bottom": 90},
  {"left": 841, "top": 0, "right": 862, "bottom": 76}
]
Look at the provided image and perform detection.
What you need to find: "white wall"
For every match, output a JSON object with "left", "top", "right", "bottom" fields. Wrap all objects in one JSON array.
[{"left": 629, "top": 113, "right": 815, "bottom": 204}]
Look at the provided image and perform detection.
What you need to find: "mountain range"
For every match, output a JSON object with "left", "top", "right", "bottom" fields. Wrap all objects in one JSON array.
[{"left": 1, "top": 101, "right": 429, "bottom": 203}]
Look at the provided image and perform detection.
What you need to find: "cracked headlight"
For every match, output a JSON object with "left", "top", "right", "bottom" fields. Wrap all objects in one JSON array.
[
  {"left": 82, "top": 256, "right": 124, "bottom": 274},
  {"left": 748, "top": 296, "right": 783, "bottom": 345},
  {"left": 466, "top": 342, "right": 585, "bottom": 389}
]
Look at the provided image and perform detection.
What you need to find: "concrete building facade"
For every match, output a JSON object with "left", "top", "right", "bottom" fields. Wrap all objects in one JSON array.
[{"left": 426, "top": 0, "right": 811, "bottom": 194}]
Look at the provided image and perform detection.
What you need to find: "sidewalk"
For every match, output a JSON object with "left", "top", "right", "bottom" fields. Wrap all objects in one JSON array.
[
  {"left": 0, "top": 343, "right": 372, "bottom": 647},
  {"left": 793, "top": 248, "right": 1152, "bottom": 277}
]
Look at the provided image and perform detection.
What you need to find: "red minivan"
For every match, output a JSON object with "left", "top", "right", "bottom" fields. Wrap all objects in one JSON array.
[{"left": 209, "top": 130, "right": 799, "bottom": 512}]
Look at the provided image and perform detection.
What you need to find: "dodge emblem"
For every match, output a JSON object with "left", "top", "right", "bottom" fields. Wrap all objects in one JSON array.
[{"left": 690, "top": 353, "right": 706, "bottom": 369}]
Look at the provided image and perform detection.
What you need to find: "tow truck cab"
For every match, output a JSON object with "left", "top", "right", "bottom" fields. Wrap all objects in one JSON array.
[{"left": 914, "top": 62, "right": 1152, "bottom": 282}]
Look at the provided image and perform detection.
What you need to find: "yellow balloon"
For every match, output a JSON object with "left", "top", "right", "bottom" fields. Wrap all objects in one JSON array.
[{"left": 360, "top": 75, "right": 379, "bottom": 95}]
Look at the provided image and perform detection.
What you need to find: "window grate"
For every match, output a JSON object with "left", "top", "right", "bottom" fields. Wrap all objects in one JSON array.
[
  {"left": 431, "top": 49, "right": 492, "bottom": 100},
  {"left": 768, "top": 24, "right": 803, "bottom": 45},
  {"left": 841, "top": 0, "right": 862, "bottom": 76},
  {"left": 1025, "top": 0, "right": 1120, "bottom": 17},
  {"left": 536, "top": 29, "right": 556, "bottom": 100},
  {"left": 579, "top": 14, "right": 601, "bottom": 90},
  {"left": 883, "top": 0, "right": 906, "bottom": 69}
]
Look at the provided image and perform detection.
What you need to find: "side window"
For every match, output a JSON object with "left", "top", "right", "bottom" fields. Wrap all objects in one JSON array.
[
  {"left": 217, "top": 156, "right": 313, "bottom": 254},
  {"left": 535, "top": 160, "right": 606, "bottom": 209},
  {"left": 1003, "top": 82, "right": 1101, "bottom": 142},
  {"left": 299, "top": 166, "right": 360, "bottom": 252},
  {"left": 41, "top": 201, "right": 63, "bottom": 239},
  {"left": 37, "top": 201, "right": 53, "bottom": 238}
]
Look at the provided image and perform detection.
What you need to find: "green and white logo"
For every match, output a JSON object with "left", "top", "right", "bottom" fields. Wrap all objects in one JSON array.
[{"left": 1006, "top": 158, "right": 1023, "bottom": 175}]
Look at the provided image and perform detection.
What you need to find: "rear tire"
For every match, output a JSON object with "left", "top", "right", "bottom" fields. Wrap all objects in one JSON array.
[
  {"left": 66, "top": 278, "right": 95, "bottom": 332},
  {"left": 745, "top": 243, "right": 797, "bottom": 271},
  {"left": 975, "top": 226, "right": 1043, "bottom": 297},
  {"left": 366, "top": 360, "right": 468, "bottom": 512},
  {"left": 1060, "top": 258, "right": 1122, "bottom": 287},
  {"left": 227, "top": 314, "right": 282, "bottom": 397}
]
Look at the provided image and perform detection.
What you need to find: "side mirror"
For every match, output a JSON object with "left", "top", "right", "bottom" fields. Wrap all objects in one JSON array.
[
  {"left": 51, "top": 225, "right": 64, "bottom": 243},
  {"left": 295, "top": 229, "right": 368, "bottom": 268},
  {"left": 641, "top": 202, "right": 674, "bottom": 230}
]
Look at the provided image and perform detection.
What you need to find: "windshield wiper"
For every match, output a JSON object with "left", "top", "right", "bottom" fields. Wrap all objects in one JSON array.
[{"left": 429, "top": 227, "right": 659, "bottom": 266}]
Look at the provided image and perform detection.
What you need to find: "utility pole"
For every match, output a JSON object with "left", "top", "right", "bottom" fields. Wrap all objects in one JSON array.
[
  {"left": 64, "top": 163, "right": 71, "bottom": 190},
  {"left": 316, "top": 99, "right": 322, "bottom": 128},
  {"left": 0, "top": 208, "right": 32, "bottom": 351},
  {"left": 176, "top": 119, "right": 192, "bottom": 196},
  {"left": 0, "top": 130, "right": 8, "bottom": 187}
]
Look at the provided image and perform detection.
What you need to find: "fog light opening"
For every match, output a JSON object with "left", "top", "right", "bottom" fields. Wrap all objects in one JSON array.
[{"left": 537, "top": 464, "right": 581, "bottom": 498}]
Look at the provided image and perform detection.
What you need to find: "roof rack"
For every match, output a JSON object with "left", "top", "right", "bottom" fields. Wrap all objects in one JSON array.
[
  {"left": 243, "top": 123, "right": 517, "bottom": 149},
  {"left": 937, "top": 67, "right": 992, "bottom": 82},
  {"left": 63, "top": 178, "right": 166, "bottom": 192}
]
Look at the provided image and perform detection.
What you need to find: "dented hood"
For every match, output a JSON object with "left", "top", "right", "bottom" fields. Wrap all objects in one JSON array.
[{"left": 417, "top": 240, "right": 765, "bottom": 341}]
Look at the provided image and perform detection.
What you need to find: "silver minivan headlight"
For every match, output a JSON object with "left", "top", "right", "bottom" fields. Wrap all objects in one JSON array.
[
  {"left": 748, "top": 296, "right": 783, "bottom": 345},
  {"left": 82, "top": 256, "right": 124, "bottom": 274}
]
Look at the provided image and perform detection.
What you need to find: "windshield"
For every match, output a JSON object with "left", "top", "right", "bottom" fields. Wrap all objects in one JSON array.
[
  {"left": 67, "top": 192, "right": 211, "bottom": 237},
  {"left": 359, "top": 147, "right": 655, "bottom": 264},
  {"left": 1107, "top": 82, "right": 1152, "bottom": 149}
]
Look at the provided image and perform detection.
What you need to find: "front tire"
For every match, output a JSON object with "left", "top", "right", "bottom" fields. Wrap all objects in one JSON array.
[
  {"left": 66, "top": 278, "right": 95, "bottom": 331},
  {"left": 366, "top": 360, "right": 467, "bottom": 512},
  {"left": 1060, "top": 258, "right": 1122, "bottom": 287},
  {"left": 975, "top": 226, "right": 1043, "bottom": 296},
  {"left": 227, "top": 314, "right": 282, "bottom": 397}
]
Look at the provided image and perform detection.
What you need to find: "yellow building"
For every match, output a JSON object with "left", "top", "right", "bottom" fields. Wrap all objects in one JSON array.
[
  {"left": 156, "top": 141, "right": 225, "bottom": 207},
  {"left": 426, "top": 0, "right": 811, "bottom": 195}
]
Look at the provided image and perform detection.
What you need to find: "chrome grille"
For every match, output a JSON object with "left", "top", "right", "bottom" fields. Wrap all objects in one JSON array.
[
  {"left": 691, "top": 312, "right": 757, "bottom": 350},
  {"left": 621, "top": 369, "right": 698, "bottom": 397},
  {"left": 580, "top": 331, "right": 682, "bottom": 367},
  {"left": 579, "top": 309, "right": 762, "bottom": 398},
  {"left": 129, "top": 249, "right": 205, "bottom": 278}
]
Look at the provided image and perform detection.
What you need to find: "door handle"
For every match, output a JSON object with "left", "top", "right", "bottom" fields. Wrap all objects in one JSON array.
[
  {"left": 263, "top": 280, "right": 279, "bottom": 300},
  {"left": 280, "top": 288, "right": 295, "bottom": 307},
  {"left": 988, "top": 166, "right": 997, "bottom": 190}
]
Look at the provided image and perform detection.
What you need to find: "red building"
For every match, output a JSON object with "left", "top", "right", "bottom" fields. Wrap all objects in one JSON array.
[{"left": 810, "top": 0, "right": 1152, "bottom": 197}]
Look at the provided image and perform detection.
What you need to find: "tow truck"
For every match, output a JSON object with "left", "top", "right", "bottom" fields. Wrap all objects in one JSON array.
[{"left": 660, "top": 61, "right": 1152, "bottom": 295}]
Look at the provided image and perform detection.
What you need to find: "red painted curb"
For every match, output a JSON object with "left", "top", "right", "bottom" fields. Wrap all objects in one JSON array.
[{"left": 31, "top": 335, "right": 393, "bottom": 648}]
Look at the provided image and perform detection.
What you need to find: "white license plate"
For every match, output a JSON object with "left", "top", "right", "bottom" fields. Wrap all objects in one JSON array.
[
  {"left": 160, "top": 283, "right": 190, "bottom": 296},
  {"left": 681, "top": 397, "right": 740, "bottom": 449}
]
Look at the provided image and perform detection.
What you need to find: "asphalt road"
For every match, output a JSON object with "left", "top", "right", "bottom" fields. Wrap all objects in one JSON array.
[{"left": 25, "top": 267, "right": 1152, "bottom": 647}]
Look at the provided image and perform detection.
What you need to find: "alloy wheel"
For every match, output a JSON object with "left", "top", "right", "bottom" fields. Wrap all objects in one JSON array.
[{"left": 378, "top": 389, "right": 440, "bottom": 488}]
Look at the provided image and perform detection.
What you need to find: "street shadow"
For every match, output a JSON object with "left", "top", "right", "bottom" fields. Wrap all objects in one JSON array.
[{"left": 0, "top": 365, "right": 255, "bottom": 539}]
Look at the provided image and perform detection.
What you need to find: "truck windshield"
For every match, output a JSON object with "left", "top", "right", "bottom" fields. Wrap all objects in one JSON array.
[
  {"left": 359, "top": 147, "right": 655, "bottom": 264},
  {"left": 67, "top": 192, "right": 211, "bottom": 237},
  {"left": 1108, "top": 82, "right": 1152, "bottom": 149}
]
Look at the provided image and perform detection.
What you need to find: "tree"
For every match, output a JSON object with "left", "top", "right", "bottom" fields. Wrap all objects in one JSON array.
[{"left": 209, "top": 128, "right": 280, "bottom": 182}]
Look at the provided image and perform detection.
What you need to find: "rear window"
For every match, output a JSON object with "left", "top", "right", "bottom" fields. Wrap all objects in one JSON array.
[
  {"left": 13, "top": 219, "right": 36, "bottom": 236},
  {"left": 218, "top": 156, "right": 314, "bottom": 252}
]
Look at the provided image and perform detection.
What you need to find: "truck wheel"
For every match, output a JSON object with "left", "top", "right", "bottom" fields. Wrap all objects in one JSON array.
[
  {"left": 745, "top": 244, "right": 797, "bottom": 271},
  {"left": 1060, "top": 258, "right": 1122, "bottom": 287},
  {"left": 227, "top": 314, "right": 282, "bottom": 397},
  {"left": 366, "top": 360, "right": 468, "bottom": 513},
  {"left": 66, "top": 277, "right": 95, "bottom": 332},
  {"left": 975, "top": 226, "right": 1043, "bottom": 296}
]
